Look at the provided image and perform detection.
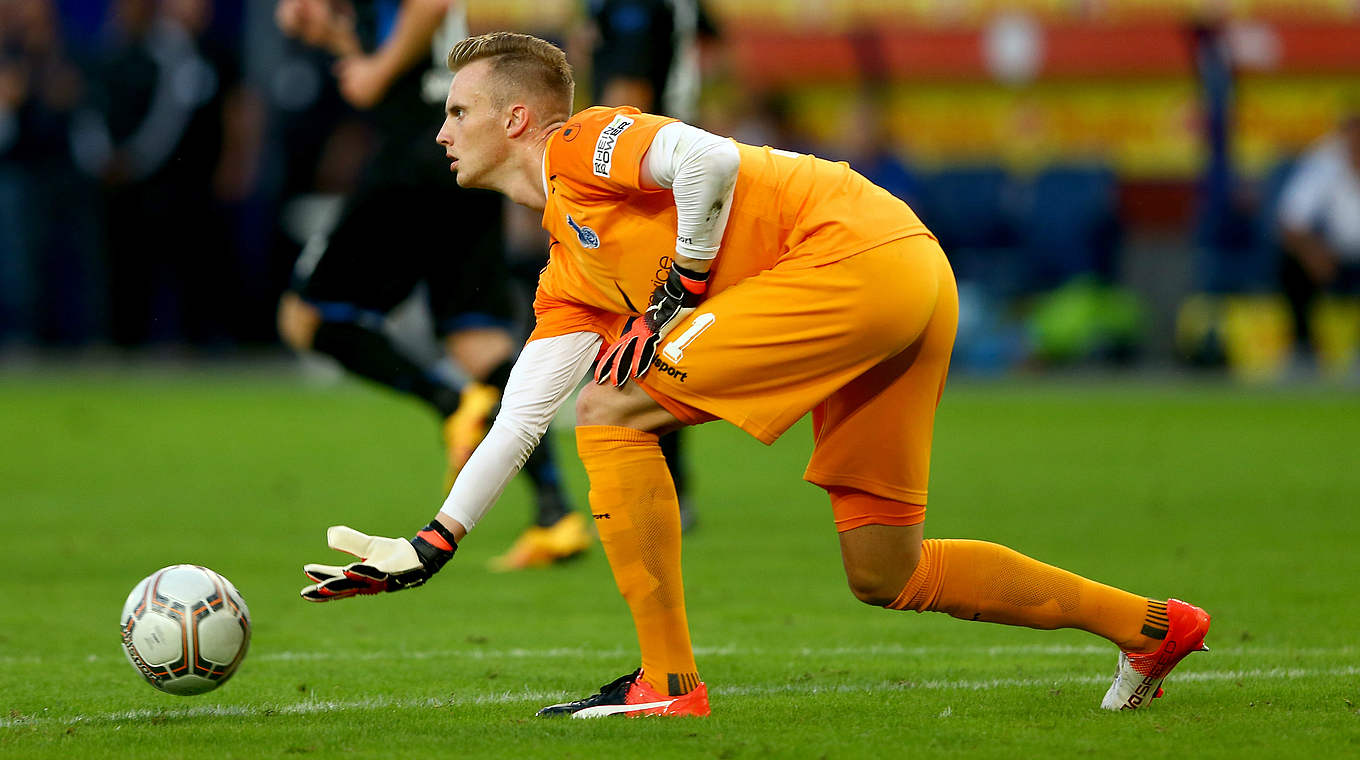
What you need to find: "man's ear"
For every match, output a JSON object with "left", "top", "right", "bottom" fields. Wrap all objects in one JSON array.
[{"left": 505, "top": 104, "right": 531, "bottom": 138}]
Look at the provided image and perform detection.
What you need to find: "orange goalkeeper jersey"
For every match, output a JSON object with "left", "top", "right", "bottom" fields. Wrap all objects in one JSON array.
[{"left": 529, "top": 106, "right": 932, "bottom": 343}]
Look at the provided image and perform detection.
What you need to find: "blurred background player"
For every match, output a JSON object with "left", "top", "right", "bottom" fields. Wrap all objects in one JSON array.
[
  {"left": 571, "top": 0, "right": 722, "bottom": 530},
  {"left": 272, "top": 0, "right": 589, "bottom": 570},
  {"left": 69, "top": 0, "right": 260, "bottom": 349},
  {"left": 1276, "top": 112, "right": 1360, "bottom": 363},
  {"left": 0, "top": 0, "right": 98, "bottom": 348}
]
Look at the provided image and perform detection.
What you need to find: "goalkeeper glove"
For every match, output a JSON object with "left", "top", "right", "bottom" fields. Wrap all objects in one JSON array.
[
  {"left": 595, "top": 263, "right": 708, "bottom": 387},
  {"left": 300, "top": 521, "right": 457, "bottom": 602}
]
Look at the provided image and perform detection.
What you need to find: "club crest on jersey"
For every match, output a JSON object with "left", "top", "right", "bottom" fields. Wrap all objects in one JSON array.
[
  {"left": 593, "top": 114, "right": 634, "bottom": 177},
  {"left": 566, "top": 214, "right": 600, "bottom": 249}
]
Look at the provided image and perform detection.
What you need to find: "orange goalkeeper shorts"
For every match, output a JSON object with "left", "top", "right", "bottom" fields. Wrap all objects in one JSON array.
[{"left": 638, "top": 233, "right": 958, "bottom": 510}]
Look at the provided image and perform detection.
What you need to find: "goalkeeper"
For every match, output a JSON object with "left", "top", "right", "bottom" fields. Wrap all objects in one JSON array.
[{"left": 300, "top": 32, "right": 1211, "bottom": 716}]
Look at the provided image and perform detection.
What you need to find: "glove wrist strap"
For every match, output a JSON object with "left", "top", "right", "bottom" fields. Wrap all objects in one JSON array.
[
  {"left": 411, "top": 520, "right": 458, "bottom": 572},
  {"left": 670, "top": 264, "right": 709, "bottom": 295}
]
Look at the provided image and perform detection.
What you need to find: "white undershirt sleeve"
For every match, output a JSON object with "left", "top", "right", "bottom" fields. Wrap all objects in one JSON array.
[
  {"left": 1278, "top": 142, "right": 1336, "bottom": 232},
  {"left": 438, "top": 331, "right": 601, "bottom": 532},
  {"left": 645, "top": 121, "right": 740, "bottom": 260}
]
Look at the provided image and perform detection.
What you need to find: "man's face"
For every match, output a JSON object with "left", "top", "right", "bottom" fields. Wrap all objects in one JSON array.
[{"left": 436, "top": 59, "right": 508, "bottom": 190}]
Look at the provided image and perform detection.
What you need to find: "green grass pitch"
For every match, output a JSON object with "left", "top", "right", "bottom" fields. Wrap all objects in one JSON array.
[{"left": 1, "top": 369, "right": 1357, "bottom": 758}]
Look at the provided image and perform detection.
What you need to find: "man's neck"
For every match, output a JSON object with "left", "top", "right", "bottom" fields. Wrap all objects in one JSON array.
[{"left": 501, "top": 122, "right": 565, "bottom": 213}]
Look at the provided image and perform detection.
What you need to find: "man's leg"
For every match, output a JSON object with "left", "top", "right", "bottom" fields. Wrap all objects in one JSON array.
[
  {"left": 544, "top": 379, "right": 706, "bottom": 710},
  {"left": 278, "top": 293, "right": 462, "bottom": 418},
  {"left": 281, "top": 185, "right": 465, "bottom": 419},
  {"left": 807, "top": 238, "right": 1208, "bottom": 709},
  {"left": 658, "top": 431, "right": 697, "bottom": 532},
  {"left": 1280, "top": 251, "right": 1319, "bottom": 356},
  {"left": 835, "top": 517, "right": 1170, "bottom": 652},
  {"left": 832, "top": 497, "right": 1209, "bottom": 711}
]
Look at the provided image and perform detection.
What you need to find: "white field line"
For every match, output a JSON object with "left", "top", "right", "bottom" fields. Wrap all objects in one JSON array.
[
  {"left": 3, "top": 643, "right": 1354, "bottom": 668},
  {"left": 1, "top": 665, "right": 1356, "bottom": 730}
]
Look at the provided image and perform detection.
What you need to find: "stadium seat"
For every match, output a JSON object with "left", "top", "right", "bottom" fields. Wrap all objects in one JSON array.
[
  {"left": 918, "top": 166, "right": 1023, "bottom": 295},
  {"left": 1016, "top": 165, "right": 1121, "bottom": 292}
]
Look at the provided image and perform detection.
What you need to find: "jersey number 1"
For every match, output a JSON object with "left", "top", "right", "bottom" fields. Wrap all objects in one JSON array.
[{"left": 661, "top": 313, "right": 715, "bottom": 363}]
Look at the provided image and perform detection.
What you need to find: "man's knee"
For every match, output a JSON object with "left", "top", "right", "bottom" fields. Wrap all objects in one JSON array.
[
  {"left": 277, "top": 293, "right": 321, "bottom": 351},
  {"left": 575, "top": 382, "right": 628, "bottom": 427},
  {"left": 575, "top": 380, "right": 679, "bottom": 431},
  {"left": 844, "top": 559, "right": 917, "bottom": 607},
  {"left": 837, "top": 521, "right": 923, "bottom": 607},
  {"left": 445, "top": 328, "right": 515, "bottom": 381}
]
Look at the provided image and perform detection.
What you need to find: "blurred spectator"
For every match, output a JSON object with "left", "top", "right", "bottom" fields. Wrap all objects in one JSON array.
[
  {"left": 72, "top": 0, "right": 259, "bottom": 348},
  {"left": 1188, "top": 18, "right": 1260, "bottom": 294},
  {"left": 0, "top": 0, "right": 101, "bottom": 346},
  {"left": 726, "top": 91, "right": 816, "bottom": 156},
  {"left": 253, "top": 13, "right": 366, "bottom": 345},
  {"left": 830, "top": 94, "right": 922, "bottom": 209},
  {"left": 1277, "top": 113, "right": 1360, "bottom": 357}
]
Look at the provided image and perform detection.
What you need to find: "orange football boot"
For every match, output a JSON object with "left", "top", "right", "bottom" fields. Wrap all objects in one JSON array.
[
  {"left": 537, "top": 669, "right": 710, "bottom": 718},
  {"left": 1101, "top": 598, "right": 1211, "bottom": 710}
]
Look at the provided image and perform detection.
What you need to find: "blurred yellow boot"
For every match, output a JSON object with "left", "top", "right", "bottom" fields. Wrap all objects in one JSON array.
[
  {"left": 442, "top": 382, "right": 501, "bottom": 492},
  {"left": 488, "top": 512, "right": 592, "bottom": 571}
]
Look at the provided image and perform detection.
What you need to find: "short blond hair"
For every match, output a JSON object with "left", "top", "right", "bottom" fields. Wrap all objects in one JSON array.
[{"left": 447, "top": 32, "right": 574, "bottom": 122}]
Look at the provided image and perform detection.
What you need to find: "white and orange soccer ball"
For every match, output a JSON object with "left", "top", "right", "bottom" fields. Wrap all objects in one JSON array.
[{"left": 120, "top": 565, "right": 251, "bottom": 695}]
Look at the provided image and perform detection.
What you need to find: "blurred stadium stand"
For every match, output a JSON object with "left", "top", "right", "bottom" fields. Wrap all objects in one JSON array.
[
  {"left": 1, "top": 0, "right": 1358, "bottom": 378},
  {"left": 1021, "top": 165, "right": 1122, "bottom": 290}
]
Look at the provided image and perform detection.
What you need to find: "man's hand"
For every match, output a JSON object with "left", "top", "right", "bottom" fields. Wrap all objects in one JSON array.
[
  {"left": 300, "top": 522, "right": 457, "bottom": 602},
  {"left": 275, "top": 0, "right": 360, "bottom": 57},
  {"left": 1283, "top": 227, "right": 1341, "bottom": 286},
  {"left": 1299, "top": 248, "right": 1340, "bottom": 285},
  {"left": 595, "top": 263, "right": 708, "bottom": 387}
]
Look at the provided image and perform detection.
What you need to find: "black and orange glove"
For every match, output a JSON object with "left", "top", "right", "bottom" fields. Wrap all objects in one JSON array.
[{"left": 594, "top": 263, "right": 708, "bottom": 387}]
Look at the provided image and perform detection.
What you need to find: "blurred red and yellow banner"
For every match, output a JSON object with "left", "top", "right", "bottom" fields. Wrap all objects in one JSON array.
[
  {"left": 472, "top": 0, "right": 1360, "bottom": 30},
  {"left": 470, "top": 0, "right": 1360, "bottom": 179},
  {"left": 774, "top": 74, "right": 1360, "bottom": 178}
]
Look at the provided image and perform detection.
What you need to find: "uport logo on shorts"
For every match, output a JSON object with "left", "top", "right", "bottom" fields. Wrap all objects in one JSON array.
[
  {"left": 593, "top": 114, "right": 634, "bottom": 177},
  {"left": 651, "top": 355, "right": 688, "bottom": 383},
  {"left": 566, "top": 214, "right": 600, "bottom": 249}
]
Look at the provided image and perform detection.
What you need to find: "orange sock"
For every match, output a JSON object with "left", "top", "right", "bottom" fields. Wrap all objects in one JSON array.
[
  {"left": 575, "top": 425, "right": 699, "bottom": 696},
  {"left": 888, "top": 539, "right": 1168, "bottom": 653}
]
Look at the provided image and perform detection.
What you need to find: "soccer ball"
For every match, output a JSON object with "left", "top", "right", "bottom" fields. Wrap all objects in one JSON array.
[{"left": 120, "top": 565, "right": 251, "bottom": 695}]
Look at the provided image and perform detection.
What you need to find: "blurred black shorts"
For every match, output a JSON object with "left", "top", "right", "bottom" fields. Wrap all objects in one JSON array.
[{"left": 292, "top": 181, "right": 514, "bottom": 337}]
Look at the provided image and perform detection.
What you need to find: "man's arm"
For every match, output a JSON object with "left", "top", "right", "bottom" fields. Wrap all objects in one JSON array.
[
  {"left": 639, "top": 120, "right": 740, "bottom": 278},
  {"left": 1281, "top": 227, "right": 1340, "bottom": 285},
  {"left": 299, "top": 331, "right": 602, "bottom": 601},
  {"left": 437, "top": 331, "right": 602, "bottom": 536},
  {"left": 275, "top": 0, "right": 362, "bottom": 58},
  {"left": 1278, "top": 149, "right": 1341, "bottom": 285},
  {"left": 334, "top": 0, "right": 456, "bottom": 108},
  {"left": 595, "top": 120, "right": 739, "bottom": 386}
]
